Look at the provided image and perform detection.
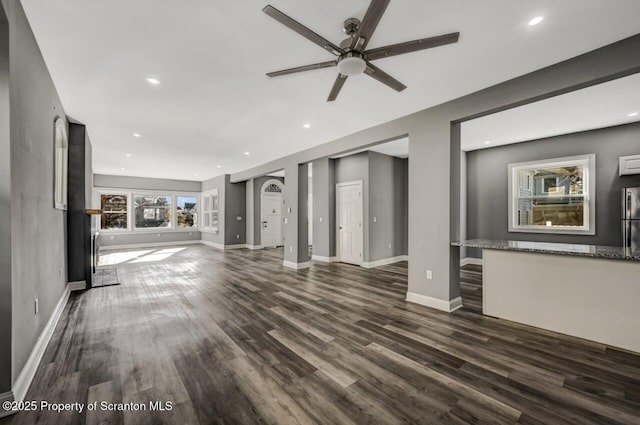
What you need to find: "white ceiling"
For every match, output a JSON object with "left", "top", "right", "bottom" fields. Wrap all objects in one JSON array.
[
  {"left": 21, "top": 0, "right": 640, "bottom": 181},
  {"left": 461, "top": 72, "right": 640, "bottom": 151}
]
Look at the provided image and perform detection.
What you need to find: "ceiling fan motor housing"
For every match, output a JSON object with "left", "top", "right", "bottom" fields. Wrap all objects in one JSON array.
[{"left": 337, "top": 51, "right": 367, "bottom": 76}]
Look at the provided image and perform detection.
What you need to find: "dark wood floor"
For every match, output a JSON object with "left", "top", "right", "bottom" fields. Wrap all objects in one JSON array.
[{"left": 5, "top": 245, "right": 640, "bottom": 424}]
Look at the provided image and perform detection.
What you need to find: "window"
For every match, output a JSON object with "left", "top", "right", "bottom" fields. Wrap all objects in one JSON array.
[
  {"left": 509, "top": 154, "right": 595, "bottom": 234},
  {"left": 177, "top": 195, "right": 198, "bottom": 228},
  {"left": 101, "top": 194, "right": 128, "bottom": 230},
  {"left": 202, "top": 188, "right": 219, "bottom": 233},
  {"left": 134, "top": 195, "right": 172, "bottom": 229},
  {"left": 53, "top": 117, "right": 68, "bottom": 210}
]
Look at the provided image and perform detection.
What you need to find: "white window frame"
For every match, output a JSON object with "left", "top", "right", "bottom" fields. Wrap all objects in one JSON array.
[
  {"left": 96, "top": 190, "right": 132, "bottom": 232},
  {"left": 201, "top": 188, "right": 219, "bottom": 234},
  {"left": 94, "top": 188, "right": 200, "bottom": 233},
  {"left": 175, "top": 193, "right": 199, "bottom": 229},
  {"left": 508, "top": 154, "right": 596, "bottom": 235}
]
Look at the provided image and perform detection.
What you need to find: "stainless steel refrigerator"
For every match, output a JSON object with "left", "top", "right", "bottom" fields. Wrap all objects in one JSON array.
[{"left": 622, "top": 187, "right": 640, "bottom": 250}]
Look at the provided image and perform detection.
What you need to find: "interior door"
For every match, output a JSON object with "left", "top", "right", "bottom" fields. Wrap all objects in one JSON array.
[
  {"left": 262, "top": 194, "right": 283, "bottom": 247},
  {"left": 337, "top": 182, "right": 363, "bottom": 265}
]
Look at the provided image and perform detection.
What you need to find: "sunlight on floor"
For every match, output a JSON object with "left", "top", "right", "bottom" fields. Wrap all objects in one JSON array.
[{"left": 99, "top": 247, "right": 187, "bottom": 265}]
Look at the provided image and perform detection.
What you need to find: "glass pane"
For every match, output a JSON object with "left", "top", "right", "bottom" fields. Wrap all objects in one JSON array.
[
  {"left": 177, "top": 196, "right": 198, "bottom": 228},
  {"left": 101, "top": 194, "right": 128, "bottom": 212},
  {"left": 516, "top": 163, "right": 586, "bottom": 228},
  {"left": 101, "top": 213, "right": 127, "bottom": 230},
  {"left": 134, "top": 195, "right": 172, "bottom": 228}
]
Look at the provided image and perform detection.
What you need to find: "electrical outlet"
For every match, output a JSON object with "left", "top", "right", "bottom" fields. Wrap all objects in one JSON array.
[
  {"left": 287, "top": 207, "right": 292, "bottom": 213},
  {"left": 426, "top": 270, "right": 433, "bottom": 280},
  {"left": 319, "top": 217, "right": 323, "bottom": 223},
  {"left": 289, "top": 246, "right": 293, "bottom": 252},
  {"left": 34, "top": 298, "right": 39, "bottom": 315},
  {"left": 236, "top": 234, "right": 240, "bottom": 239},
  {"left": 373, "top": 216, "right": 377, "bottom": 223},
  {"left": 388, "top": 243, "right": 392, "bottom": 249},
  {"left": 157, "top": 233, "right": 161, "bottom": 237},
  {"left": 58, "top": 268, "right": 63, "bottom": 278}
]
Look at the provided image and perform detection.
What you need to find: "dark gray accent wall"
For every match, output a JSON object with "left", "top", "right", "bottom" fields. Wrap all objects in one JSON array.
[
  {"left": 224, "top": 176, "right": 246, "bottom": 245},
  {"left": 94, "top": 174, "right": 200, "bottom": 192},
  {"left": 4, "top": 0, "right": 69, "bottom": 385},
  {"left": 252, "top": 176, "right": 284, "bottom": 246},
  {"left": 67, "top": 123, "right": 92, "bottom": 285},
  {"left": 0, "top": 3, "right": 10, "bottom": 394},
  {"left": 368, "top": 152, "right": 408, "bottom": 261},
  {"left": 467, "top": 122, "right": 640, "bottom": 258}
]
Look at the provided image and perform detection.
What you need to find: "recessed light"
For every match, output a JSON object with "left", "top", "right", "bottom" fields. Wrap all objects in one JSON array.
[
  {"left": 244, "top": 152, "right": 250, "bottom": 156},
  {"left": 194, "top": 173, "right": 199, "bottom": 177},
  {"left": 629, "top": 112, "right": 638, "bottom": 117},
  {"left": 216, "top": 165, "right": 222, "bottom": 168},
  {"left": 528, "top": 16, "right": 544, "bottom": 26},
  {"left": 484, "top": 141, "right": 492, "bottom": 145},
  {"left": 146, "top": 77, "right": 160, "bottom": 85},
  {"left": 120, "top": 167, "right": 126, "bottom": 171},
  {"left": 125, "top": 153, "right": 132, "bottom": 157},
  {"left": 133, "top": 133, "right": 141, "bottom": 138},
  {"left": 303, "top": 123, "right": 311, "bottom": 129}
]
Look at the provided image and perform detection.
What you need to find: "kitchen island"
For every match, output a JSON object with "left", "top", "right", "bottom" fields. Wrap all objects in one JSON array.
[{"left": 453, "top": 239, "right": 640, "bottom": 353}]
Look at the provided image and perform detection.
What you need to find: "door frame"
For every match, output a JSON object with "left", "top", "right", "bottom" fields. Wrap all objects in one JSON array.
[
  {"left": 260, "top": 179, "right": 285, "bottom": 247},
  {"left": 335, "top": 180, "right": 364, "bottom": 265}
]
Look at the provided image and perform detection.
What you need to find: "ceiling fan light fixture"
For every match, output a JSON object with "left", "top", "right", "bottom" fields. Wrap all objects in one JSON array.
[{"left": 337, "top": 52, "right": 366, "bottom": 76}]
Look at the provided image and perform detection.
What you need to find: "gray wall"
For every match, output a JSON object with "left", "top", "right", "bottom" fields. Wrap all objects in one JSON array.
[
  {"left": 252, "top": 176, "right": 284, "bottom": 246},
  {"left": 224, "top": 177, "right": 246, "bottom": 245},
  {"left": 368, "top": 151, "right": 408, "bottom": 261},
  {"left": 311, "top": 158, "right": 335, "bottom": 258},
  {"left": 0, "top": 3, "right": 10, "bottom": 394},
  {"left": 334, "top": 152, "right": 370, "bottom": 261},
  {"left": 466, "top": 122, "right": 640, "bottom": 258},
  {"left": 5, "top": 0, "right": 69, "bottom": 386},
  {"left": 316, "top": 151, "right": 408, "bottom": 263},
  {"left": 229, "top": 34, "right": 640, "bottom": 304},
  {"left": 95, "top": 174, "right": 202, "bottom": 247},
  {"left": 94, "top": 174, "right": 200, "bottom": 192}
]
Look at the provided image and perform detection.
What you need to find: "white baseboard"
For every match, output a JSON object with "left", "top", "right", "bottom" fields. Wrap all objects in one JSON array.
[
  {"left": 224, "top": 244, "right": 248, "bottom": 250},
  {"left": 246, "top": 245, "right": 263, "bottom": 250},
  {"left": 405, "top": 292, "right": 463, "bottom": 313},
  {"left": 100, "top": 240, "right": 200, "bottom": 251},
  {"left": 0, "top": 391, "right": 15, "bottom": 418},
  {"left": 362, "top": 255, "right": 408, "bottom": 269},
  {"left": 283, "top": 261, "right": 310, "bottom": 270},
  {"left": 311, "top": 255, "right": 338, "bottom": 263},
  {"left": 460, "top": 257, "right": 482, "bottom": 266},
  {"left": 67, "top": 281, "right": 86, "bottom": 291},
  {"left": 200, "top": 240, "right": 224, "bottom": 249},
  {"left": 13, "top": 283, "right": 72, "bottom": 403}
]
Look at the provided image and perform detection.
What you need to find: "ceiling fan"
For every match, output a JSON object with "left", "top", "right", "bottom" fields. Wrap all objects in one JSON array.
[{"left": 262, "top": 0, "right": 460, "bottom": 102}]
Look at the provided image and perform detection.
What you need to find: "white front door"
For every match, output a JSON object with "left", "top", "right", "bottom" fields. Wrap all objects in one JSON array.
[
  {"left": 336, "top": 181, "right": 363, "bottom": 265},
  {"left": 261, "top": 194, "right": 283, "bottom": 247}
]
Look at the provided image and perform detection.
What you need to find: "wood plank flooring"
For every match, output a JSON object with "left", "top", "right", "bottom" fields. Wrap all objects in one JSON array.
[{"left": 5, "top": 245, "right": 640, "bottom": 424}]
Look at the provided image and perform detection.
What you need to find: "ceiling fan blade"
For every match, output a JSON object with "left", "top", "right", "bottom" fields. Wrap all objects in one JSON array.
[
  {"left": 327, "top": 73, "right": 348, "bottom": 102},
  {"left": 262, "top": 5, "right": 343, "bottom": 56},
  {"left": 364, "top": 63, "right": 406, "bottom": 92},
  {"left": 365, "top": 32, "right": 460, "bottom": 61},
  {"left": 351, "top": 0, "right": 390, "bottom": 51},
  {"left": 267, "top": 60, "right": 337, "bottom": 77}
]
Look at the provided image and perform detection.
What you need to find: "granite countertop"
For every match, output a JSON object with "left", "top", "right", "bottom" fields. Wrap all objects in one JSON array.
[{"left": 452, "top": 239, "right": 640, "bottom": 262}]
